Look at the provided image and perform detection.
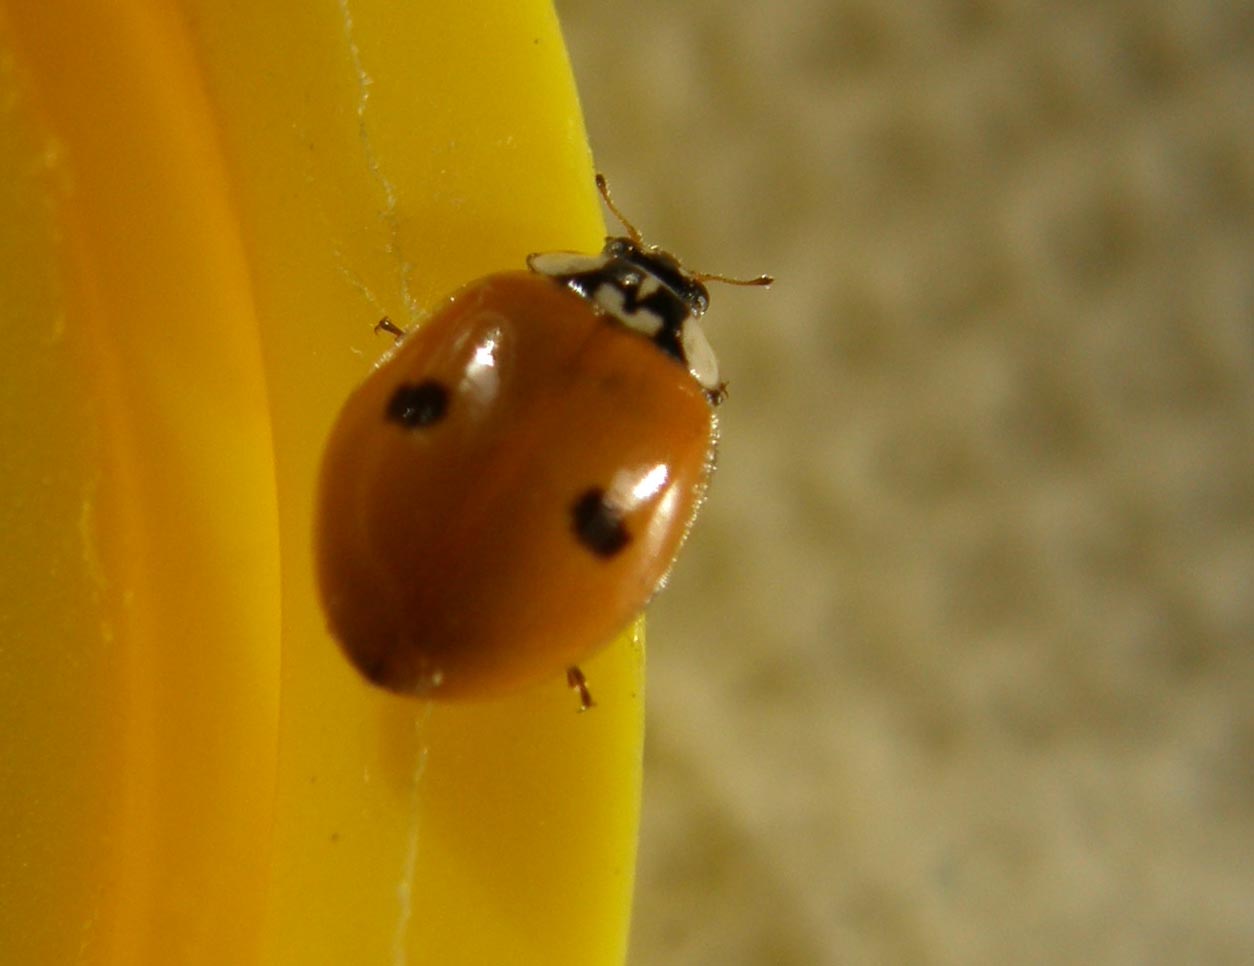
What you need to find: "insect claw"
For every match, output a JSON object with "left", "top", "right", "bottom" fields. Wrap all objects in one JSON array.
[
  {"left": 374, "top": 316, "right": 407, "bottom": 341},
  {"left": 566, "top": 666, "right": 596, "bottom": 712}
]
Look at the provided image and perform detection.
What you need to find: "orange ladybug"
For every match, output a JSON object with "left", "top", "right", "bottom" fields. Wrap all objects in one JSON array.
[{"left": 315, "top": 176, "right": 770, "bottom": 708}]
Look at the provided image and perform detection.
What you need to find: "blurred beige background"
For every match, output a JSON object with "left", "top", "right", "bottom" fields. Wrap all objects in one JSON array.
[{"left": 554, "top": 2, "right": 1253, "bottom": 963}]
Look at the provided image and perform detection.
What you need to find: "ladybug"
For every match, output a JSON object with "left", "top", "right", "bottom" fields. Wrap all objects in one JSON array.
[{"left": 315, "top": 175, "right": 770, "bottom": 709}]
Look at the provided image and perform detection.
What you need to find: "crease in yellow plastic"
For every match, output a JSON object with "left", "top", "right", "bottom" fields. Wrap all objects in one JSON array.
[{"left": 1, "top": 0, "right": 644, "bottom": 963}]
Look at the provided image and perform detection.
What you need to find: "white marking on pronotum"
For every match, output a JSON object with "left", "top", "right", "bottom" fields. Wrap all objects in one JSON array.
[
  {"left": 682, "top": 318, "right": 720, "bottom": 390},
  {"left": 593, "top": 283, "right": 665, "bottom": 338},
  {"left": 526, "top": 251, "right": 609, "bottom": 278},
  {"left": 636, "top": 274, "right": 662, "bottom": 301}
]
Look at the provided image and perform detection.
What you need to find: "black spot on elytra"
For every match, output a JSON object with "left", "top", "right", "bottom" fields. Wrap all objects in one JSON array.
[
  {"left": 386, "top": 380, "right": 449, "bottom": 428},
  {"left": 571, "top": 488, "right": 631, "bottom": 558}
]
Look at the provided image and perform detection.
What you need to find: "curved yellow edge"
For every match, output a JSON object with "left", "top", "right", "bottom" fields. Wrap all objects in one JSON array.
[{"left": 0, "top": 2, "right": 644, "bottom": 964}]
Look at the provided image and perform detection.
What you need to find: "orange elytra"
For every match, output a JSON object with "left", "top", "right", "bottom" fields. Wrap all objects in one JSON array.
[{"left": 314, "top": 175, "right": 770, "bottom": 708}]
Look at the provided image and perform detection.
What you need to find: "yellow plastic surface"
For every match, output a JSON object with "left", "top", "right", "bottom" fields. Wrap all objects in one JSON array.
[{"left": 0, "top": 1, "right": 644, "bottom": 963}]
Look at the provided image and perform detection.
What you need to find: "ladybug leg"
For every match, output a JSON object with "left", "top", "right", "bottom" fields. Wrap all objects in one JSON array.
[
  {"left": 566, "top": 666, "right": 596, "bottom": 712},
  {"left": 374, "top": 316, "right": 407, "bottom": 342},
  {"left": 706, "top": 381, "right": 729, "bottom": 406}
]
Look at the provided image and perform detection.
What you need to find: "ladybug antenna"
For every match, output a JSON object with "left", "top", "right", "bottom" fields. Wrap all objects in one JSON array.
[
  {"left": 596, "top": 172, "right": 774, "bottom": 288},
  {"left": 693, "top": 269, "right": 775, "bottom": 288},
  {"left": 595, "top": 173, "right": 645, "bottom": 246}
]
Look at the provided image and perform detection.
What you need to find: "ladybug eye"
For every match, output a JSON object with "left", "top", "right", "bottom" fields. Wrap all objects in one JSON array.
[
  {"left": 386, "top": 380, "right": 450, "bottom": 428},
  {"left": 570, "top": 488, "right": 631, "bottom": 558}
]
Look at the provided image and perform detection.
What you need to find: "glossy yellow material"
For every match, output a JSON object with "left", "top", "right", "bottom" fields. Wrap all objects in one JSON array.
[{"left": 0, "top": 1, "right": 643, "bottom": 964}]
